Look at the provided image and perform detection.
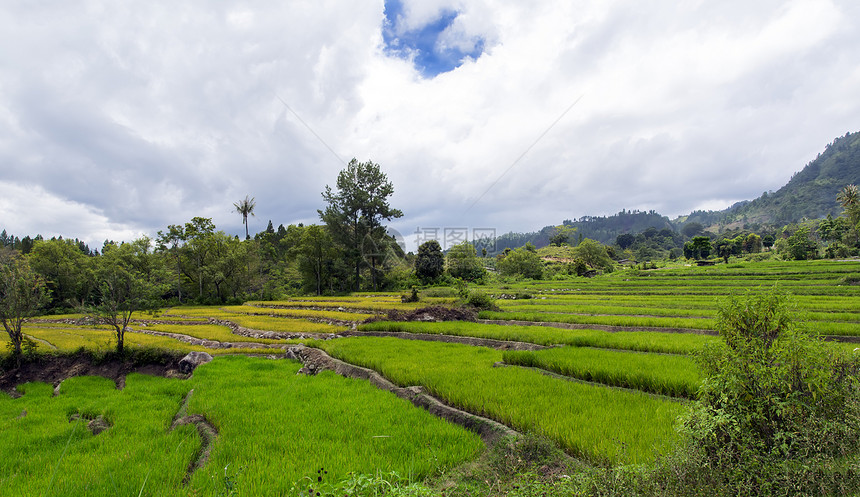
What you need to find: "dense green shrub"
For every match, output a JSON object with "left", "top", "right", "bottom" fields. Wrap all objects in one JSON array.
[
  {"left": 680, "top": 288, "right": 860, "bottom": 494},
  {"left": 497, "top": 245, "right": 544, "bottom": 279},
  {"left": 464, "top": 290, "right": 499, "bottom": 311},
  {"left": 446, "top": 242, "right": 486, "bottom": 282},
  {"left": 574, "top": 238, "right": 615, "bottom": 272}
]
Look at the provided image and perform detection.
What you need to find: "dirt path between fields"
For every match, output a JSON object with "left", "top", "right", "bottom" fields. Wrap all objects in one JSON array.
[
  {"left": 206, "top": 318, "right": 350, "bottom": 340},
  {"left": 132, "top": 327, "right": 286, "bottom": 349},
  {"left": 137, "top": 324, "right": 546, "bottom": 352},
  {"left": 171, "top": 389, "right": 218, "bottom": 485},
  {"left": 22, "top": 334, "right": 57, "bottom": 350}
]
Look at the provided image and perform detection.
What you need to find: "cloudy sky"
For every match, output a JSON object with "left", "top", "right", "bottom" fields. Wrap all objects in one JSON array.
[{"left": 1, "top": 0, "right": 858, "bottom": 251}]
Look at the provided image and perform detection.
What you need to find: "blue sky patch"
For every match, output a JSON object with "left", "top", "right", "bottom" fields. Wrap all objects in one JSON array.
[{"left": 383, "top": 0, "right": 485, "bottom": 78}]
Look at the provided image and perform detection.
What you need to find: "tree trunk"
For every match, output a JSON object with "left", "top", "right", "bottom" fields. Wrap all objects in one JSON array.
[
  {"left": 316, "top": 259, "right": 322, "bottom": 296},
  {"left": 176, "top": 258, "right": 182, "bottom": 304},
  {"left": 116, "top": 325, "right": 124, "bottom": 354},
  {"left": 354, "top": 258, "right": 360, "bottom": 292}
]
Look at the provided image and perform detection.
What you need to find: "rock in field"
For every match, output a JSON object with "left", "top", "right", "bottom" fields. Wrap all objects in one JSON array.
[{"left": 179, "top": 351, "right": 213, "bottom": 374}]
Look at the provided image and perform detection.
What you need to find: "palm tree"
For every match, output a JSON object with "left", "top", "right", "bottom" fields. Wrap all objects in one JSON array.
[
  {"left": 837, "top": 184, "right": 859, "bottom": 226},
  {"left": 233, "top": 195, "right": 256, "bottom": 239},
  {"left": 837, "top": 184, "right": 858, "bottom": 209}
]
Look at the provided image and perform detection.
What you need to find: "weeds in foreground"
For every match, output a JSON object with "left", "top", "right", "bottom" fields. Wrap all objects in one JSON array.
[{"left": 292, "top": 468, "right": 435, "bottom": 497}]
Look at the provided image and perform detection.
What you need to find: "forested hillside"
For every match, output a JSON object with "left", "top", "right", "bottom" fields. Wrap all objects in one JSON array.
[
  {"left": 488, "top": 131, "right": 860, "bottom": 250},
  {"left": 489, "top": 210, "right": 673, "bottom": 251},
  {"left": 719, "top": 131, "right": 860, "bottom": 226}
]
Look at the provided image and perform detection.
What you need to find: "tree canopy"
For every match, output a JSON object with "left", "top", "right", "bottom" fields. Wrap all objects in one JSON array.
[
  {"left": 0, "top": 253, "right": 48, "bottom": 357},
  {"left": 319, "top": 159, "right": 403, "bottom": 291}
]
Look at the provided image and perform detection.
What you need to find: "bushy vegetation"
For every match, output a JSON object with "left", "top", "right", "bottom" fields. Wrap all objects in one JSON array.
[
  {"left": 678, "top": 289, "right": 860, "bottom": 494},
  {"left": 496, "top": 243, "right": 544, "bottom": 279},
  {"left": 446, "top": 242, "right": 487, "bottom": 282}
]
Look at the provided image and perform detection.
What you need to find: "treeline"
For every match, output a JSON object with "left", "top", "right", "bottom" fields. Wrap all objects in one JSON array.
[
  {"left": 488, "top": 210, "right": 675, "bottom": 252},
  {"left": 499, "top": 184, "right": 860, "bottom": 264},
  {"left": 616, "top": 183, "right": 860, "bottom": 262},
  {"left": 0, "top": 159, "right": 412, "bottom": 314},
  {"left": 0, "top": 230, "right": 95, "bottom": 256}
]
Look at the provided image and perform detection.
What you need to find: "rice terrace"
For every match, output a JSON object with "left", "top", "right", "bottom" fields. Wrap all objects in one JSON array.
[
  {"left": 6, "top": 1, "right": 860, "bottom": 494},
  {"left": 4, "top": 141, "right": 860, "bottom": 495},
  {"left": 3, "top": 258, "right": 860, "bottom": 496}
]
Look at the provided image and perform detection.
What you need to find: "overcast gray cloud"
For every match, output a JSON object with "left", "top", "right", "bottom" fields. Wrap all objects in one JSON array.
[{"left": 1, "top": 0, "right": 858, "bottom": 251}]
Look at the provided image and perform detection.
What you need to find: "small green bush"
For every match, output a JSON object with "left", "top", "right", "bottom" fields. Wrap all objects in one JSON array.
[
  {"left": 464, "top": 291, "right": 499, "bottom": 311},
  {"left": 401, "top": 286, "right": 420, "bottom": 303}
]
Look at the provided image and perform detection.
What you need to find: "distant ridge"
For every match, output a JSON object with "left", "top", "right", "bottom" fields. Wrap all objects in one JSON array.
[
  {"left": 715, "top": 130, "right": 860, "bottom": 227},
  {"left": 487, "top": 131, "right": 860, "bottom": 250}
]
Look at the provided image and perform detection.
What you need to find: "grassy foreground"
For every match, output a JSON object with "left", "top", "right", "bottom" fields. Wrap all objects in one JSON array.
[{"left": 0, "top": 356, "right": 483, "bottom": 496}]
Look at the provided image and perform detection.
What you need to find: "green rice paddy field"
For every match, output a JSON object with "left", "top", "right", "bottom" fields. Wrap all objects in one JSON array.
[{"left": 1, "top": 259, "right": 858, "bottom": 494}]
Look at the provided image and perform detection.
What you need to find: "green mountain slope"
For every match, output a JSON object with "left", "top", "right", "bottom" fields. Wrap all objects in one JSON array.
[
  {"left": 485, "top": 131, "right": 860, "bottom": 252},
  {"left": 720, "top": 131, "right": 860, "bottom": 226}
]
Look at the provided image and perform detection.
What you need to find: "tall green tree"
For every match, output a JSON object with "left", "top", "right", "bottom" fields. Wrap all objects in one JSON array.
[
  {"left": 785, "top": 226, "right": 818, "bottom": 260},
  {"left": 447, "top": 242, "right": 485, "bottom": 282},
  {"left": 684, "top": 235, "right": 712, "bottom": 259},
  {"left": 742, "top": 233, "right": 762, "bottom": 254},
  {"left": 233, "top": 195, "right": 256, "bottom": 240},
  {"left": 182, "top": 217, "right": 216, "bottom": 300},
  {"left": 837, "top": 184, "right": 859, "bottom": 224},
  {"left": 415, "top": 240, "right": 444, "bottom": 283},
  {"left": 292, "top": 225, "right": 338, "bottom": 295},
  {"left": 837, "top": 184, "right": 860, "bottom": 248},
  {"left": 818, "top": 214, "right": 848, "bottom": 243},
  {"left": 155, "top": 224, "right": 186, "bottom": 303},
  {"left": 28, "top": 238, "right": 94, "bottom": 309},
  {"left": 0, "top": 253, "right": 49, "bottom": 357},
  {"left": 319, "top": 159, "right": 403, "bottom": 291},
  {"left": 205, "top": 232, "right": 250, "bottom": 302},
  {"left": 91, "top": 240, "right": 167, "bottom": 354}
]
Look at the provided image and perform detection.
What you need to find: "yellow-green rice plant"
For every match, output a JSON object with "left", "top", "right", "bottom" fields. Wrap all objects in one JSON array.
[
  {"left": 221, "top": 305, "right": 375, "bottom": 322},
  {"left": 143, "top": 324, "right": 292, "bottom": 345}
]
